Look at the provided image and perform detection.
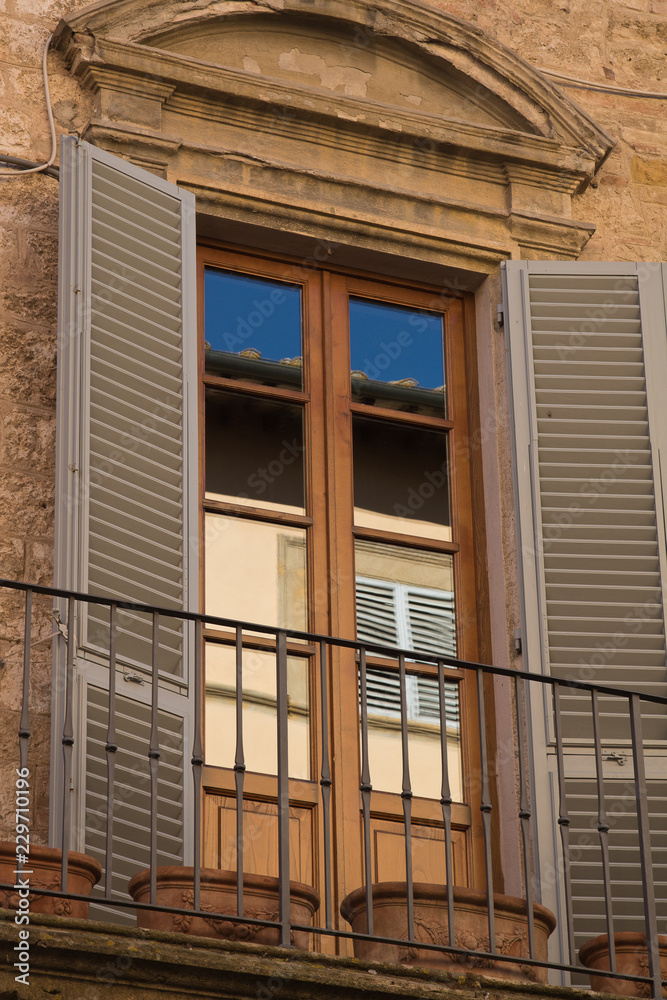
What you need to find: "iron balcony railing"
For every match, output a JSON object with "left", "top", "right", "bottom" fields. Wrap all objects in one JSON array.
[{"left": 1, "top": 577, "right": 665, "bottom": 997}]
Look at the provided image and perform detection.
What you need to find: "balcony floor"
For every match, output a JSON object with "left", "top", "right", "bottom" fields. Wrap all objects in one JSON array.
[{"left": 0, "top": 909, "right": 605, "bottom": 1000}]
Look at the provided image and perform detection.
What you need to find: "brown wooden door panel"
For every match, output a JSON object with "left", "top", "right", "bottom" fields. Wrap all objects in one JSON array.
[
  {"left": 204, "top": 792, "right": 315, "bottom": 885},
  {"left": 372, "top": 819, "right": 468, "bottom": 886}
]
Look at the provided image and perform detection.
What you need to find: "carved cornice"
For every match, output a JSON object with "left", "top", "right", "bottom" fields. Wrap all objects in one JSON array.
[
  {"left": 56, "top": 0, "right": 614, "bottom": 157},
  {"left": 53, "top": 0, "right": 614, "bottom": 263}
]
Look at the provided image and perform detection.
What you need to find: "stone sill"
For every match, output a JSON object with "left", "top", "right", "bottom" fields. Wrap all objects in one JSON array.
[{"left": 0, "top": 909, "right": 604, "bottom": 1000}]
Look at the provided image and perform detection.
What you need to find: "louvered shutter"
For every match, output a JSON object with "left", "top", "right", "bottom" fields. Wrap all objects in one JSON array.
[
  {"left": 503, "top": 261, "right": 667, "bottom": 966},
  {"left": 356, "top": 578, "right": 400, "bottom": 649},
  {"left": 356, "top": 577, "right": 459, "bottom": 725},
  {"left": 53, "top": 137, "right": 198, "bottom": 918}
]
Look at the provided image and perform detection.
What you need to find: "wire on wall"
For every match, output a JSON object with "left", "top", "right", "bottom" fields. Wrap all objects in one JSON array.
[
  {"left": 538, "top": 65, "right": 667, "bottom": 100},
  {"left": 0, "top": 33, "right": 57, "bottom": 178}
]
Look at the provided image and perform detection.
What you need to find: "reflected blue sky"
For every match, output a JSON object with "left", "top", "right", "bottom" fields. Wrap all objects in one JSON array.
[
  {"left": 204, "top": 269, "right": 302, "bottom": 361},
  {"left": 349, "top": 298, "right": 445, "bottom": 389}
]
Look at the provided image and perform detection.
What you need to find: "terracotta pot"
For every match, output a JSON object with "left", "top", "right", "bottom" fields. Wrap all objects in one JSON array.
[
  {"left": 340, "top": 882, "right": 556, "bottom": 982},
  {"left": 128, "top": 867, "right": 320, "bottom": 949},
  {"left": 0, "top": 841, "right": 102, "bottom": 918},
  {"left": 579, "top": 932, "right": 667, "bottom": 997}
]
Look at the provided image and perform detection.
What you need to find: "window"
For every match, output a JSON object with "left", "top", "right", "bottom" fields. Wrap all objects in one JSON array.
[{"left": 198, "top": 245, "right": 485, "bottom": 918}]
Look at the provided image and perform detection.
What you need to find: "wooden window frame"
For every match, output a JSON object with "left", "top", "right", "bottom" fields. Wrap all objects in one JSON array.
[{"left": 196, "top": 241, "right": 492, "bottom": 929}]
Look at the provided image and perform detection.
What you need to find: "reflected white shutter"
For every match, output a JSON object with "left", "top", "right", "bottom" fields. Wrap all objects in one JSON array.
[
  {"left": 356, "top": 578, "right": 459, "bottom": 726},
  {"left": 53, "top": 137, "right": 198, "bottom": 904},
  {"left": 503, "top": 261, "right": 667, "bottom": 960}
]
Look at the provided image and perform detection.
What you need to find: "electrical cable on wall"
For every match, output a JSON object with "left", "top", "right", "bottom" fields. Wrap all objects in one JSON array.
[
  {"left": 0, "top": 33, "right": 56, "bottom": 178},
  {"left": 537, "top": 65, "right": 667, "bottom": 99}
]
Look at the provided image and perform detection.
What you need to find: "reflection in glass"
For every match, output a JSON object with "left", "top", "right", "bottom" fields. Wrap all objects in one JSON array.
[
  {"left": 353, "top": 416, "right": 451, "bottom": 540},
  {"left": 355, "top": 540, "right": 456, "bottom": 657},
  {"left": 361, "top": 668, "right": 462, "bottom": 801},
  {"left": 355, "top": 539, "right": 460, "bottom": 800},
  {"left": 349, "top": 298, "right": 445, "bottom": 414},
  {"left": 205, "top": 269, "right": 302, "bottom": 389},
  {"left": 206, "top": 390, "right": 305, "bottom": 514},
  {"left": 206, "top": 514, "right": 307, "bottom": 632},
  {"left": 205, "top": 643, "right": 310, "bottom": 779}
]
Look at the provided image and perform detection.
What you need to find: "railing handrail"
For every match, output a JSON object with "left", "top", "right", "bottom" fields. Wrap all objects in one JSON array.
[{"left": 2, "top": 577, "right": 666, "bottom": 705}]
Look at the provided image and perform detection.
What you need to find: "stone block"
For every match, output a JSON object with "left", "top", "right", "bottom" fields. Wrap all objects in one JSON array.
[
  {"left": 1, "top": 284, "right": 57, "bottom": 326},
  {"left": 631, "top": 155, "right": 667, "bottom": 186},
  {"left": 0, "top": 472, "right": 54, "bottom": 538},
  {"left": 0, "top": 18, "right": 46, "bottom": 66},
  {"left": 0, "top": 321, "right": 56, "bottom": 407},
  {"left": 24, "top": 541, "right": 54, "bottom": 587},
  {"left": 3, "top": 408, "right": 56, "bottom": 474},
  {"left": 0, "top": 538, "right": 25, "bottom": 581}
]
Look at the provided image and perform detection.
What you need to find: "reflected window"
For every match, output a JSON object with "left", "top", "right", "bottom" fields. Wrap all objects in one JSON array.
[
  {"left": 360, "top": 667, "right": 462, "bottom": 801},
  {"left": 206, "top": 390, "right": 305, "bottom": 514},
  {"left": 355, "top": 540, "right": 456, "bottom": 657},
  {"left": 353, "top": 416, "right": 451, "bottom": 540},
  {"left": 206, "top": 514, "right": 307, "bottom": 632},
  {"left": 205, "top": 643, "right": 310, "bottom": 779},
  {"left": 349, "top": 298, "right": 445, "bottom": 414},
  {"left": 205, "top": 269, "right": 303, "bottom": 389}
]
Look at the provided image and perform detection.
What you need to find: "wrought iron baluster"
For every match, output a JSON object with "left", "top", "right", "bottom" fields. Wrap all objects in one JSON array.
[
  {"left": 358, "top": 647, "right": 373, "bottom": 935},
  {"left": 276, "top": 631, "right": 291, "bottom": 946},
  {"left": 476, "top": 666, "right": 495, "bottom": 953},
  {"left": 234, "top": 626, "right": 245, "bottom": 918},
  {"left": 19, "top": 587, "right": 32, "bottom": 775},
  {"left": 319, "top": 641, "right": 333, "bottom": 930},
  {"left": 629, "top": 693, "right": 661, "bottom": 1000},
  {"left": 60, "top": 595, "right": 76, "bottom": 892},
  {"left": 552, "top": 680, "right": 575, "bottom": 965},
  {"left": 398, "top": 654, "right": 414, "bottom": 943},
  {"left": 104, "top": 603, "right": 118, "bottom": 899},
  {"left": 591, "top": 688, "right": 615, "bottom": 971},
  {"left": 514, "top": 673, "right": 535, "bottom": 959},
  {"left": 437, "top": 662, "right": 455, "bottom": 947},
  {"left": 192, "top": 618, "right": 204, "bottom": 912},
  {"left": 17, "top": 588, "right": 32, "bottom": 882},
  {"left": 148, "top": 611, "right": 161, "bottom": 905}
]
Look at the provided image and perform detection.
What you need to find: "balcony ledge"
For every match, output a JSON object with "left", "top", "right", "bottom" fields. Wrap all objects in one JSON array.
[{"left": 1, "top": 909, "right": 597, "bottom": 1000}]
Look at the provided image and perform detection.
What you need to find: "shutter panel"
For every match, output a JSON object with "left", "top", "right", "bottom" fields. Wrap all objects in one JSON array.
[
  {"left": 53, "top": 137, "right": 198, "bottom": 909},
  {"left": 355, "top": 577, "right": 400, "bottom": 648},
  {"left": 406, "top": 586, "right": 456, "bottom": 658},
  {"left": 83, "top": 674, "right": 186, "bottom": 923},
  {"left": 356, "top": 576, "right": 460, "bottom": 725},
  {"left": 567, "top": 774, "right": 667, "bottom": 970},
  {"left": 504, "top": 261, "right": 667, "bottom": 965}
]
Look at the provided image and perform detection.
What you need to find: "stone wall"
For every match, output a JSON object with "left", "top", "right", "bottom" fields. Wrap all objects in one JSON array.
[{"left": 0, "top": 0, "right": 665, "bottom": 849}]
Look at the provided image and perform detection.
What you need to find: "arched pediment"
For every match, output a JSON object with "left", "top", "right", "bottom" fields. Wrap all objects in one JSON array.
[
  {"left": 144, "top": 13, "right": 538, "bottom": 136},
  {"left": 54, "top": 0, "right": 615, "bottom": 263}
]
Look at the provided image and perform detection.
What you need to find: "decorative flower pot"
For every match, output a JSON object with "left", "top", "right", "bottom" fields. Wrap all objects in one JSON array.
[
  {"left": 0, "top": 841, "right": 102, "bottom": 918},
  {"left": 340, "top": 881, "right": 556, "bottom": 982},
  {"left": 128, "top": 867, "right": 320, "bottom": 949},
  {"left": 579, "top": 932, "right": 667, "bottom": 997}
]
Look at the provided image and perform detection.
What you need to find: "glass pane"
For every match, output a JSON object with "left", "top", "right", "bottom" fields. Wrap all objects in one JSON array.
[
  {"left": 361, "top": 668, "right": 462, "bottom": 801},
  {"left": 205, "top": 643, "right": 310, "bottom": 779},
  {"left": 205, "top": 269, "right": 303, "bottom": 389},
  {"left": 349, "top": 298, "right": 445, "bottom": 414},
  {"left": 206, "top": 514, "right": 307, "bottom": 632},
  {"left": 353, "top": 416, "right": 451, "bottom": 540},
  {"left": 206, "top": 390, "right": 305, "bottom": 514},
  {"left": 355, "top": 539, "right": 460, "bottom": 800},
  {"left": 355, "top": 539, "right": 456, "bottom": 657}
]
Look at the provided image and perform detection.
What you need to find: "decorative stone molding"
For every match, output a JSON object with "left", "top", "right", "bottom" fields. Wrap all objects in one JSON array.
[{"left": 53, "top": 0, "right": 616, "bottom": 266}]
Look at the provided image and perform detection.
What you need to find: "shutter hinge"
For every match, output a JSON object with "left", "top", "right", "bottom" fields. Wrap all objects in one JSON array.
[
  {"left": 513, "top": 629, "right": 522, "bottom": 655},
  {"left": 52, "top": 608, "right": 69, "bottom": 642},
  {"left": 496, "top": 304, "right": 504, "bottom": 328},
  {"left": 124, "top": 672, "right": 145, "bottom": 686}
]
